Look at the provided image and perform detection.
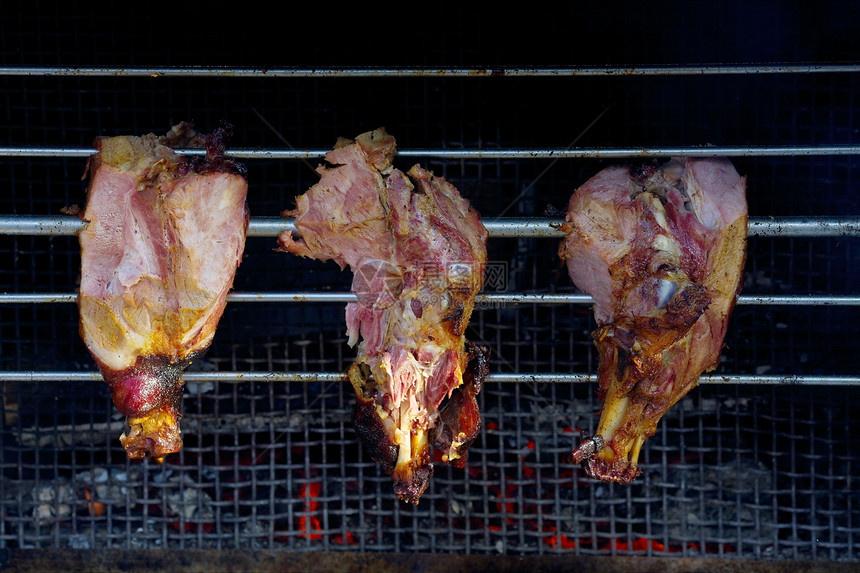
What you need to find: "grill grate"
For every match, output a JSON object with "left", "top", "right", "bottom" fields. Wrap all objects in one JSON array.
[{"left": 1, "top": 2, "right": 859, "bottom": 564}]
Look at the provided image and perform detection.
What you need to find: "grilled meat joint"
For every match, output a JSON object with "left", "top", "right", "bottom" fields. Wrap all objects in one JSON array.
[
  {"left": 279, "top": 128, "right": 489, "bottom": 504},
  {"left": 559, "top": 158, "right": 747, "bottom": 483},
  {"left": 78, "top": 122, "right": 248, "bottom": 459}
]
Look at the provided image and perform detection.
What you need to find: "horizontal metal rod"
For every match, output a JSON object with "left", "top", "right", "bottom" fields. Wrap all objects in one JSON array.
[
  {"left": 1, "top": 370, "right": 857, "bottom": 386},
  {"left": 2, "top": 144, "right": 859, "bottom": 159},
  {"left": 745, "top": 218, "right": 860, "bottom": 237},
  {"left": 3, "top": 215, "right": 860, "bottom": 238},
  {"left": 1, "top": 64, "right": 858, "bottom": 78},
  {"left": 250, "top": 217, "right": 571, "bottom": 239},
  {"left": 1, "top": 292, "right": 858, "bottom": 306}
]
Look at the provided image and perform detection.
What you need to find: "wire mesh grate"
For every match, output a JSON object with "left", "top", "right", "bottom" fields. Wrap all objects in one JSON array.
[{"left": 3, "top": 378, "right": 858, "bottom": 558}]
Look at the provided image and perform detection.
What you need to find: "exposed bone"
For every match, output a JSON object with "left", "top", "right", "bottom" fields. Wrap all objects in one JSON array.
[
  {"left": 656, "top": 279, "right": 678, "bottom": 308},
  {"left": 570, "top": 434, "right": 605, "bottom": 464}
]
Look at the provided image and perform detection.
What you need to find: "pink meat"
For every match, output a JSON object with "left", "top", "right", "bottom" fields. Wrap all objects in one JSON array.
[
  {"left": 560, "top": 157, "right": 747, "bottom": 483},
  {"left": 279, "top": 128, "right": 489, "bottom": 504},
  {"left": 78, "top": 122, "right": 248, "bottom": 459}
]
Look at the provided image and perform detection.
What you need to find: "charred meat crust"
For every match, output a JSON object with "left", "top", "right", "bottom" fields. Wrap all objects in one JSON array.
[
  {"left": 352, "top": 399, "right": 399, "bottom": 475},
  {"left": 100, "top": 352, "right": 199, "bottom": 460},
  {"left": 393, "top": 464, "right": 434, "bottom": 505},
  {"left": 349, "top": 363, "right": 398, "bottom": 475},
  {"left": 89, "top": 121, "right": 246, "bottom": 181},
  {"left": 582, "top": 455, "right": 642, "bottom": 484},
  {"left": 440, "top": 300, "right": 466, "bottom": 331},
  {"left": 98, "top": 353, "right": 191, "bottom": 417},
  {"left": 97, "top": 352, "right": 204, "bottom": 460},
  {"left": 463, "top": 342, "right": 490, "bottom": 395},
  {"left": 184, "top": 121, "right": 247, "bottom": 177},
  {"left": 431, "top": 343, "right": 489, "bottom": 468}
]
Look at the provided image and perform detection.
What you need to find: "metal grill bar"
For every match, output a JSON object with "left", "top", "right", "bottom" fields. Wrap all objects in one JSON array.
[
  {"left": 0, "top": 64, "right": 858, "bottom": 77},
  {"left": 3, "top": 215, "right": 860, "bottom": 238},
  {"left": 2, "top": 371, "right": 859, "bottom": 386},
  {"left": 2, "top": 144, "right": 859, "bottom": 159},
  {"left": 2, "top": 292, "right": 859, "bottom": 306}
]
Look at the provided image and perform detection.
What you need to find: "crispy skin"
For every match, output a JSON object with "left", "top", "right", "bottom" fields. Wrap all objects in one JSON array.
[
  {"left": 279, "top": 128, "right": 489, "bottom": 503},
  {"left": 560, "top": 158, "right": 747, "bottom": 483},
  {"left": 78, "top": 122, "right": 248, "bottom": 459}
]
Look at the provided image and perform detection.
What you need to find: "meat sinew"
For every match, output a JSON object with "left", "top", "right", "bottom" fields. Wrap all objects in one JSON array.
[
  {"left": 78, "top": 122, "right": 248, "bottom": 459},
  {"left": 279, "top": 128, "right": 489, "bottom": 504},
  {"left": 559, "top": 157, "right": 747, "bottom": 483}
]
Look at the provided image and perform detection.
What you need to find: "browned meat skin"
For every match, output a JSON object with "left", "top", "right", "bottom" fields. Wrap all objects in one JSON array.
[
  {"left": 279, "top": 128, "right": 489, "bottom": 504},
  {"left": 431, "top": 342, "right": 489, "bottom": 469},
  {"left": 560, "top": 158, "right": 747, "bottom": 483},
  {"left": 78, "top": 122, "right": 248, "bottom": 459}
]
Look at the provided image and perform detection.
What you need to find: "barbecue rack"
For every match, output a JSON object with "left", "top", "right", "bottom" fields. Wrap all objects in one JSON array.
[
  {"left": 2, "top": 65, "right": 859, "bottom": 386},
  {"left": 2, "top": 93, "right": 859, "bottom": 390},
  {"left": 2, "top": 204, "right": 860, "bottom": 387},
  {"left": 1, "top": 6, "right": 859, "bottom": 568}
]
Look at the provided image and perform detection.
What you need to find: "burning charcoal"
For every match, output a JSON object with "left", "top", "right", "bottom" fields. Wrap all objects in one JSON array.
[
  {"left": 663, "top": 456, "right": 775, "bottom": 544},
  {"left": 75, "top": 467, "right": 142, "bottom": 509},
  {"left": 32, "top": 481, "right": 75, "bottom": 522},
  {"left": 76, "top": 467, "right": 109, "bottom": 486},
  {"left": 165, "top": 475, "right": 214, "bottom": 522},
  {"left": 130, "top": 523, "right": 162, "bottom": 548}
]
